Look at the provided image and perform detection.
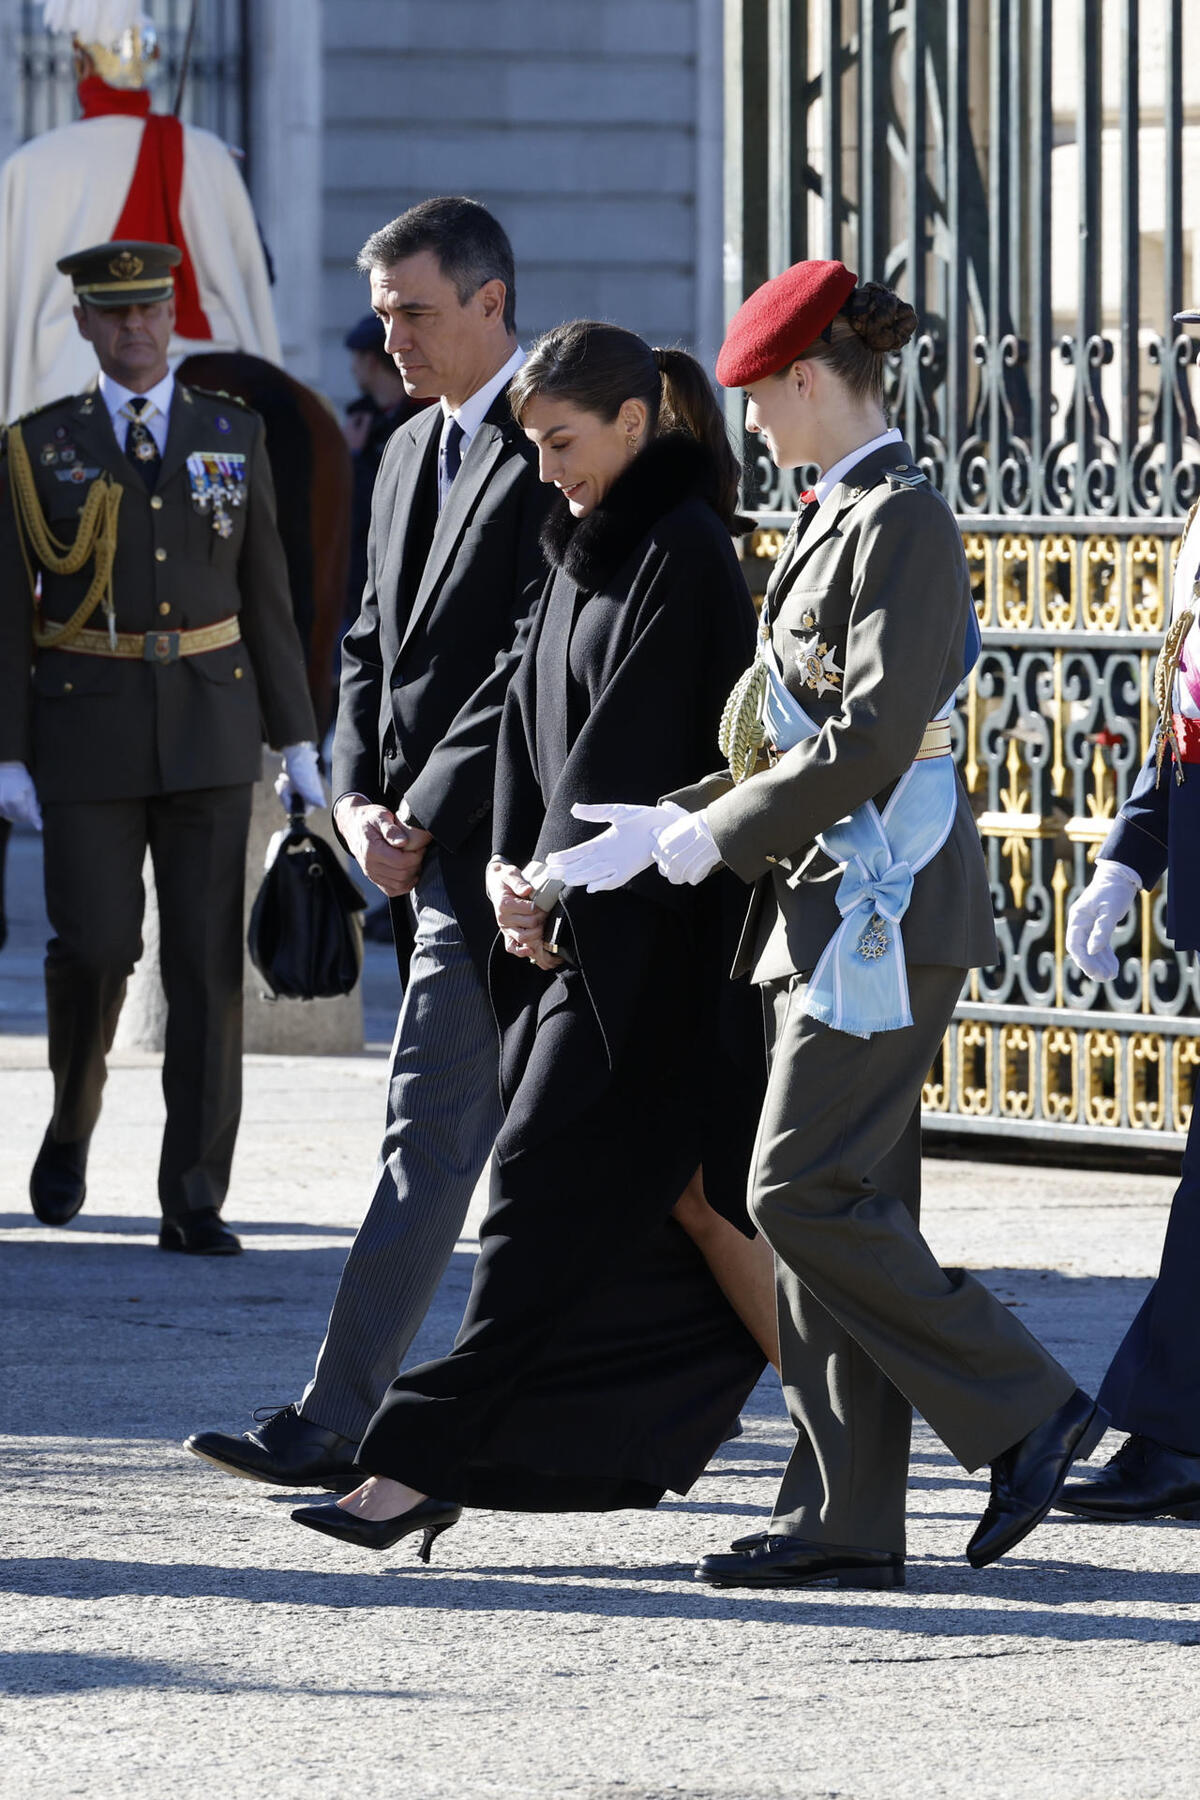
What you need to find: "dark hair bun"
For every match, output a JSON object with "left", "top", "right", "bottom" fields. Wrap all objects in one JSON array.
[{"left": 842, "top": 282, "right": 918, "bottom": 352}]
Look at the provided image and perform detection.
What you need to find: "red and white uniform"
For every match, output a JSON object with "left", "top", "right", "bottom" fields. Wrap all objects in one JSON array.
[{"left": 0, "top": 79, "right": 280, "bottom": 419}]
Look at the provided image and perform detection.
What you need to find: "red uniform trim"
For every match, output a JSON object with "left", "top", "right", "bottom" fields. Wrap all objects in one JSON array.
[{"left": 75, "top": 79, "right": 213, "bottom": 341}]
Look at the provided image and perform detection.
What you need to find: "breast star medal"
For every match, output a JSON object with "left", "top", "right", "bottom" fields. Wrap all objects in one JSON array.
[{"left": 792, "top": 612, "right": 844, "bottom": 697}]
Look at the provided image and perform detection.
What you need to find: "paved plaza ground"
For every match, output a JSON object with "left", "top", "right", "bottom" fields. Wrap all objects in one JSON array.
[{"left": 1, "top": 824, "right": 1198, "bottom": 1800}]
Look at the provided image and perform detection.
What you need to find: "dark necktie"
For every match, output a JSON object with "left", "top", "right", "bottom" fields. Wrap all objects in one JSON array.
[
  {"left": 439, "top": 416, "right": 464, "bottom": 508},
  {"left": 122, "top": 396, "right": 161, "bottom": 489}
]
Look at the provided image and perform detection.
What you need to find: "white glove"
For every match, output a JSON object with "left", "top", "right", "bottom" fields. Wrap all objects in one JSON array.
[
  {"left": 0, "top": 762, "right": 42, "bottom": 830},
  {"left": 542, "top": 801, "right": 686, "bottom": 893},
  {"left": 1066, "top": 859, "right": 1142, "bottom": 981},
  {"left": 275, "top": 741, "right": 326, "bottom": 814},
  {"left": 652, "top": 809, "right": 722, "bottom": 885}
]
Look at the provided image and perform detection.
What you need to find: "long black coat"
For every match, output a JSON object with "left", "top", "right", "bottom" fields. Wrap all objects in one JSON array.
[
  {"left": 358, "top": 435, "right": 768, "bottom": 1510},
  {"left": 491, "top": 433, "right": 764, "bottom": 1220}
]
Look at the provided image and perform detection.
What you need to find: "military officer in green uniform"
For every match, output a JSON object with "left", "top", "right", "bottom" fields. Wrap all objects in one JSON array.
[{"left": 0, "top": 240, "right": 321, "bottom": 1253}]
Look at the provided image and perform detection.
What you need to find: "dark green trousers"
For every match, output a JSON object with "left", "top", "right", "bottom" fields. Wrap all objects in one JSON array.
[
  {"left": 41, "top": 784, "right": 253, "bottom": 1220},
  {"left": 753, "top": 963, "right": 1077, "bottom": 1553}
]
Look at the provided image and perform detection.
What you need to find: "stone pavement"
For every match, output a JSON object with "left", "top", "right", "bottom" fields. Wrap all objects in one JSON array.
[{"left": 2, "top": 823, "right": 1198, "bottom": 1800}]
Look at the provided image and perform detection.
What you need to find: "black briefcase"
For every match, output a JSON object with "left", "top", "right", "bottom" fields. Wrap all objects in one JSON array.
[{"left": 248, "top": 808, "right": 368, "bottom": 1000}]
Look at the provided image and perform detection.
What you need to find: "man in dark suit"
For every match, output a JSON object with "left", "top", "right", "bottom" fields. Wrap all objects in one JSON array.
[
  {"left": 186, "top": 197, "right": 551, "bottom": 1485},
  {"left": 0, "top": 240, "right": 320, "bottom": 1254},
  {"left": 1057, "top": 454, "right": 1200, "bottom": 1524}
]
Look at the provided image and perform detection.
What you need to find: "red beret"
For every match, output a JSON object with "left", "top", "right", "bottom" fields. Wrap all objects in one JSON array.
[{"left": 716, "top": 259, "right": 858, "bottom": 387}]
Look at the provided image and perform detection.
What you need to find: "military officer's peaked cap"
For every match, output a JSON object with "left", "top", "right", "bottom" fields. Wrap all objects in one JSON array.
[
  {"left": 716, "top": 259, "right": 858, "bottom": 387},
  {"left": 1175, "top": 307, "right": 1200, "bottom": 325},
  {"left": 57, "top": 239, "right": 181, "bottom": 308}
]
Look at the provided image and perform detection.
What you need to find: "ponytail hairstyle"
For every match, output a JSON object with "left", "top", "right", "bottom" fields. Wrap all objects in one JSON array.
[
  {"left": 509, "top": 320, "right": 742, "bottom": 529},
  {"left": 798, "top": 280, "right": 919, "bottom": 403}
]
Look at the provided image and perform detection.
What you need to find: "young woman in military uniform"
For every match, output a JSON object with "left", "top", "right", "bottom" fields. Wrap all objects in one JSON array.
[{"left": 548, "top": 261, "right": 1105, "bottom": 1588}]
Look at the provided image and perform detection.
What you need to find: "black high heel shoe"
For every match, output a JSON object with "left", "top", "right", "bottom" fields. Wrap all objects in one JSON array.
[{"left": 291, "top": 1495, "right": 462, "bottom": 1561}]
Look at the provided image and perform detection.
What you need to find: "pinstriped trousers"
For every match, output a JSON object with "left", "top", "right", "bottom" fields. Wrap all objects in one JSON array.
[{"left": 299, "top": 851, "right": 503, "bottom": 1442}]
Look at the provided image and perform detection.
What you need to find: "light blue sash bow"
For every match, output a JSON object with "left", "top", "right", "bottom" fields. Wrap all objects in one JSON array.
[{"left": 758, "top": 636, "right": 960, "bottom": 1038}]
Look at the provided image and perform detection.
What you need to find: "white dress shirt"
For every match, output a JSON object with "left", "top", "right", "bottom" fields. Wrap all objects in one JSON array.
[
  {"left": 812, "top": 425, "right": 903, "bottom": 504},
  {"left": 98, "top": 367, "right": 175, "bottom": 456},
  {"left": 437, "top": 344, "right": 526, "bottom": 509}
]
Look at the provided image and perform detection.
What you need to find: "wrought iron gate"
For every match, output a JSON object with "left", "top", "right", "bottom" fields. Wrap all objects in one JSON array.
[{"left": 726, "top": 0, "right": 1200, "bottom": 1149}]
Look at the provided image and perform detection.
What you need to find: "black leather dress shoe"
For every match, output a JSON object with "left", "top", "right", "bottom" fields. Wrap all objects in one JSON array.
[
  {"left": 29, "top": 1130, "right": 89, "bottom": 1226},
  {"left": 159, "top": 1208, "right": 242, "bottom": 1255},
  {"left": 185, "top": 1402, "right": 363, "bottom": 1492},
  {"left": 1055, "top": 1433, "right": 1200, "bottom": 1522},
  {"left": 967, "top": 1387, "right": 1108, "bottom": 1568},
  {"left": 696, "top": 1535, "right": 905, "bottom": 1589}
]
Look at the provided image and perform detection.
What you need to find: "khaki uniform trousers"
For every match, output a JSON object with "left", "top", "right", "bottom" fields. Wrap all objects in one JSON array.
[{"left": 753, "top": 962, "right": 1076, "bottom": 1554}]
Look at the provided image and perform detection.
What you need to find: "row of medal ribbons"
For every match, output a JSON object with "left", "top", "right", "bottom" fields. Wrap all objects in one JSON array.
[{"left": 185, "top": 450, "right": 247, "bottom": 539}]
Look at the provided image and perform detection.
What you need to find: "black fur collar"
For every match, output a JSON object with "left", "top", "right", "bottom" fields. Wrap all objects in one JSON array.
[{"left": 540, "top": 432, "right": 730, "bottom": 591}]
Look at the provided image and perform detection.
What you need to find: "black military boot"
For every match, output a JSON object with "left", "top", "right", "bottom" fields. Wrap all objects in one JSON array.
[{"left": 29, "top": 1128, "right": 90, "bottom": 1226}]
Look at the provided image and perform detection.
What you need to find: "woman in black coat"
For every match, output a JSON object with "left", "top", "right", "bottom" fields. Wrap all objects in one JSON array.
[{"left": 292, "top": 324, "right": 775, "bottom": 1558}]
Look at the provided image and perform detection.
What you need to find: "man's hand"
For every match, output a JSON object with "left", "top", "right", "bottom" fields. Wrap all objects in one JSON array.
[
  {"left": 1066, "top": 858, "right": 1142, "bottom": 981},
  {"left": 485, "top": 859, "right": 562, "bottom": 969},
  {"left": 334, "top": 795, "right": 432, "bottom": 897},
  {"left": 275, "top": 741, "right": 326, "bottom": 814},
  {"left": 0, "top": 763, "right": 42, "bottom": 831}
]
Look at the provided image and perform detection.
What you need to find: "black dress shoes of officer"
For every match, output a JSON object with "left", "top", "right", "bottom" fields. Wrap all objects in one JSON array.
[
  {"left": 695, "top": 1535, "right": 905, "bottom": 1589},
  {"left": 158, "top": 1208, "right": 242, "bottom": 1255},
  {"left": 1055, "top": 1432, "right": 1200, "bottom": 1522},
  {"left": 184, "top": 1402, "right": 363, "bottom": 1492},
  {"left": 29, "top": 1130, "right": 89, "bottom": 1225},
  {"left": 292, "top": 1495, "right": 462, "bottom": 1560},
  {"left": 966, "top": 1386, "right": 1108, "bottom": 1568}
]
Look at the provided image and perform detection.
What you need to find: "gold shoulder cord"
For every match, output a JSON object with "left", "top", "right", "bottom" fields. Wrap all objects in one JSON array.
[
  {"left": 718, "top": 658, "right": 769, "bottom": 785},
  {"left": 1153, "top": 608, "right": 1193, "bottom": 787},
  {"left": 6, "top": 424, "right": 123, "bottom": 650}
]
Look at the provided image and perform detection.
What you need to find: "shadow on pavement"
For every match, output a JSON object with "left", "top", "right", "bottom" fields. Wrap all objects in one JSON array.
[
  {"left": 0, "top": 1214, "right": 361, "bottom": 1236},
  {"left": 1, "top": 1553, "right": 1197, "bottom": 1641},
  {"left": 0, "top": 1648, "right": 423, "bottom": 1701}
]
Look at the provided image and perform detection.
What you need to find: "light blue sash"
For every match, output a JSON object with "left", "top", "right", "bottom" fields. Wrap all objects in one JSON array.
[{"left": 758, "top": 636, "right": 959, "bottom": 1038}]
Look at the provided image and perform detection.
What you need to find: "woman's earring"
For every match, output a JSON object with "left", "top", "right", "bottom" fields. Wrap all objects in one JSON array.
[{"left": 626, "top": 431, "right": 638, "bottom": 453}]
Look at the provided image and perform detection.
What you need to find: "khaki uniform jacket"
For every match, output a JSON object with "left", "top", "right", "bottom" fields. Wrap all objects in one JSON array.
[
  {"left": 674, "top": 441, "right": 997, "bottom": 982},
  {"left": 0, "top": 382, "right": 315, "bottom": 803}
]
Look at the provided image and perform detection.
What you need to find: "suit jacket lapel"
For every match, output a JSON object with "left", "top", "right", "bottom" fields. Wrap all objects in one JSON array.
[
  {"left": 397, "top": 399, "right": 510, "bottom": 658},
  {"left": 385, "top": 408, "right": 441, "bottom": 603},
  {"left": 65, "top": 390, "right": 122, "bottom": 476}
]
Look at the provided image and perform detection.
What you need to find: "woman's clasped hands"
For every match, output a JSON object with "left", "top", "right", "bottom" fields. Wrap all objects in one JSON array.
[{"left": 486, "top": 859, "right": 563, "bottom": 970}]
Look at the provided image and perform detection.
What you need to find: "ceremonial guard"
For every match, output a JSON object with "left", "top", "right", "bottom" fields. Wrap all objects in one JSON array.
[
  {"left": 0, "top": 240, "right": 319, "bottom": 1251},
  {"left": 1058, "top": 306, "right": 1200, "bottom": 1523},
  {"left": 0, "top": 1, "right": 280, "bottom": 421},
  {"left": 552, "top": 260, "right": 1103, "bottom": 1585}
]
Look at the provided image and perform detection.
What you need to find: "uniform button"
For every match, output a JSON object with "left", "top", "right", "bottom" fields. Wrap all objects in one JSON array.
[
  {"left": 150, "top": 495, "right": 163, "bottom": 511},
  {"left": 158, "top": 602, "right": 171, "bottom": 616},
  {"left": 154, "top": 547, "right": 167, "bottom": 562},
  {"left": 234, "top": 666, "right": 244, "bottom": 679}
]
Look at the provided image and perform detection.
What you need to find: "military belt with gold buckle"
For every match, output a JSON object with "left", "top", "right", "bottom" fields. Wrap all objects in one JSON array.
[
  {"left": 761, "top": 715, "right": 952, "bottom": 769},
  {"left": 45, "top": 617, "right": 242, "bottom": 663}
]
